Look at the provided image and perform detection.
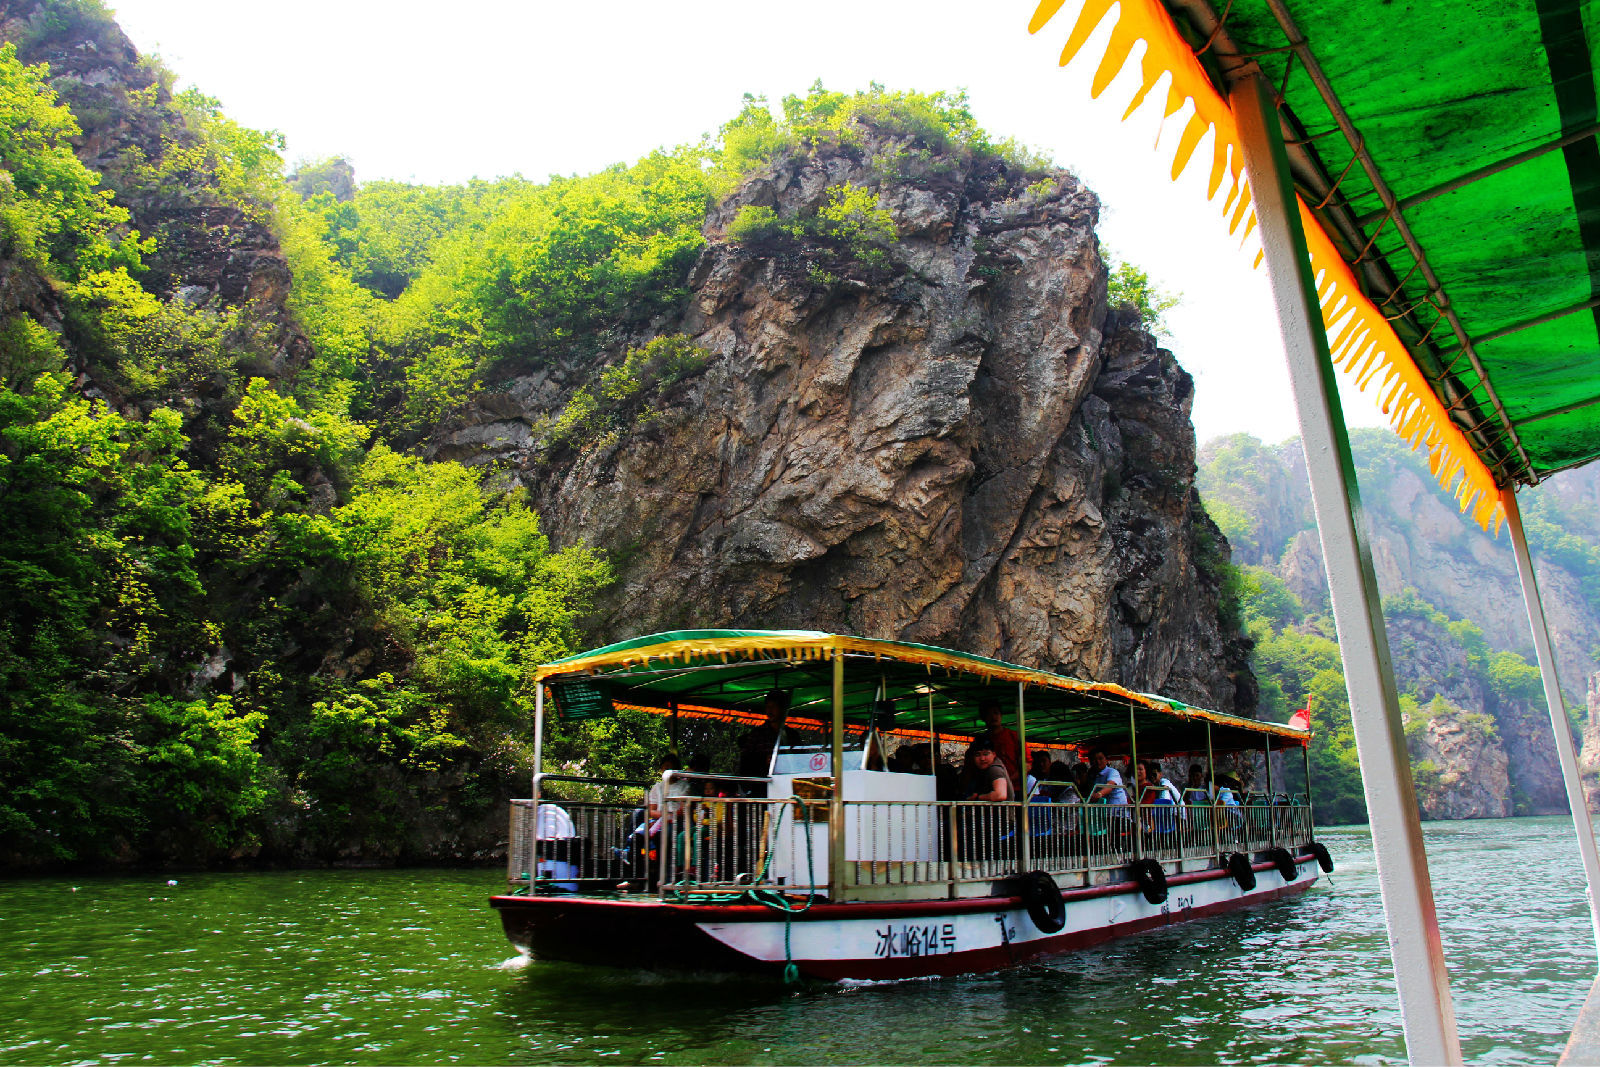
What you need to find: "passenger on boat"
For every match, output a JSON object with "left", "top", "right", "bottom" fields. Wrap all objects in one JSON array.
[
  {"left": 980, "top": 700, "right": 1024, "bottom": 797},
  {"left": 1088, "top": 750, "right": 1128, "bottom": 807},
  {"left": 1047, "top": 760, "right": 1074, "bottom": 800},
  {"left": 1153, "top": 762, "right": 1184, "bottom": 806},
  {"left": 1071, "top": 761, "right": 1094, "bottom": 801},
  {"left": 1182, "top": 763, "right": 1212, "bottom": 805},
  {"left": 646, "top": 753, "right": 691, "bottom": 835},
  {"left": 1026, "top": 749, "right": 1053, "bottom": 799},
  {"left": 1026, "top": 750, "right": 1055, "bottom": 835},
  {"left": 736, "top": 691, "right": 788, "bottom": 797},
  {"left": 969, "top": 746, "right": 1011, "bottom": 801},
  {"left": 1139, "top": 760, "right": 1180, "bottom": 840}
]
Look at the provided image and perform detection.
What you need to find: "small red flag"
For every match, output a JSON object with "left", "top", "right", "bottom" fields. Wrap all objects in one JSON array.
[{"left": 1288, "top": 706, "right": 1311, "bottom": 732}]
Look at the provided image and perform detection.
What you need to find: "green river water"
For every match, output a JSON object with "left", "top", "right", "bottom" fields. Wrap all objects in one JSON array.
[{"left": 0, "top": 817, "right": 1592, "bottom": 1065}]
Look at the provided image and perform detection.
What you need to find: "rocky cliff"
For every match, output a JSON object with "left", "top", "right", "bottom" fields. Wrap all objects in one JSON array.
[
  {"left": 436, "top": 142, "right": 1255, "bottom": 710},
  {"left": 1405, "top": 698, "right": 1512, "bottom": 820},
  {"left": 0, "top": 1, "right": 307, "bottom": 393},
  {"left": 1200, "top": 432, "right": 1592, "bottom": 818}
]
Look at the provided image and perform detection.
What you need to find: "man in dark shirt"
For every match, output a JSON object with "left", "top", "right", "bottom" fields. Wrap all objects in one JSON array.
[
  {"left": 969, "top": 746, "right": 1010, "bottom": 801},
  {"left": 736, "top": 691, "right": 788, "bottom": 797},
  {"left": 980, "top": 700, "right": 1023, "bottom": 799}
]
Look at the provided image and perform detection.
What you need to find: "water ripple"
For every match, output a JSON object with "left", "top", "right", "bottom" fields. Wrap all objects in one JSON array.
[{"left": 0, "top": 819, "right": 1593, "bottom": 1064}]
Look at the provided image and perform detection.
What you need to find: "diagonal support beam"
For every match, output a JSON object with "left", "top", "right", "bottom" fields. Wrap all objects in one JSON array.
[
  {"left": 1358, "top": 122, "right": 1600, "bottom": 226},
  {"left": 1501, "top": 485, "right": 1600, "bottom": 960},
  {"left": 1231, "top": 72, "right": 1463, "bottom": 1067}
]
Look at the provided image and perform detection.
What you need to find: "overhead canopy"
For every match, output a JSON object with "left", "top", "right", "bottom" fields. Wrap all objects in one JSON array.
[
  {"left": 538, "top": 630, "right": 1309, "bottom": 751},
  {"left": 1029, "top": 0, "right": 1600, "bottom": 522}
]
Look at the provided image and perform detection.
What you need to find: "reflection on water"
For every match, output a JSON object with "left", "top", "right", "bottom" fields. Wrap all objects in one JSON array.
[{"left": 0, "top": 818, "right": 1592, "bottom": 1065}]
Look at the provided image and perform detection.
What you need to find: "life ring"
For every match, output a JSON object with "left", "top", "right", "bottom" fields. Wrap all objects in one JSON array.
[
  {"left": 1133, "top": 857, "right": 1168, "bottom": 905},
  {"left": 1226, "top": 851, "right": 1256, "bottom": 891},
  {"left": 1268, "top": 846, "right": 1299, "bottom": 881},
  {"left": 1307, "top": 840, "right": 1334, "bottom": 873},
  {"left": 1018, "top": 870, "right": 1066, "bottom": 933}
]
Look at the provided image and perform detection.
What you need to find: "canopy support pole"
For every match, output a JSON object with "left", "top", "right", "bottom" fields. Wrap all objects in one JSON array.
[
  {"left": 1129, "top": 702, "right": 1143, "bottom": 859},
  {"left": 1231, "top": 72, "right": 1462, "bottom": 1067},
  {"left": 1501, "top": 485, "right": 1600, "bottom": 961},
  {"left": 1263, "top": 737, "right": 1275, "bottom": 847},
  {"left": 830, "top": 649, "right": 846, "bottom": 902},
  {"left": 532, "top": 682, "right": 545, "bottom": 810},
  {"left": 1017, "top": 682, "right": 1031, "bottom": 872},
  {"left": 1206, "top": 722, "right": 1221, "bottom": 859}
]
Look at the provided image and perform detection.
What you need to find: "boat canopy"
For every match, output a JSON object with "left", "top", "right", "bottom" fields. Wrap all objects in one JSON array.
[
  {"left": 537, "top": 629, "right": 1308, "bottom": 751},
  {"left": 1030, "top": 0, "right": 1600, "bottom": 528}
]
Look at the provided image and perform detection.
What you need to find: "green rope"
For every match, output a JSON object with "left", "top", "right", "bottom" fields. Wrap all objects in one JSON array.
[{"left": 662, "top": 797, "right": 818, "bottom": 984}]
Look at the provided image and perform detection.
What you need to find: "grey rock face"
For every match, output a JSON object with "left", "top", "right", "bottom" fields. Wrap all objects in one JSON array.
[
  {"left": 1405, "top": 708, "right": 1512, "bottom": 820},
  {"left": 444, "top": 142, "right": 1254, "bottom": 710}
]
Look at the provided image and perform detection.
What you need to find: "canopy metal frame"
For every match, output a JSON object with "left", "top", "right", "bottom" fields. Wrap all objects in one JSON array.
[{"left": 1166, "top": 0, "right": 1543, "bottom": 486}]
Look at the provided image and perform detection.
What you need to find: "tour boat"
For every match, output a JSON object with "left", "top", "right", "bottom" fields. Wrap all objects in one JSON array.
[{"left": 489, "top": 630, "right": 1331, "bottom": 981}]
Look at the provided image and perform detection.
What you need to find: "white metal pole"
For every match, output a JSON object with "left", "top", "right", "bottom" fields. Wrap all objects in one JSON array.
[
  {"left": 1231, "top": 72, "right": 1462, "bottom": 1066},
  {"left": 532, "top": 682, "right": 545, "bottom": 806},
  {"left": 1501, "top": 485, "right": 1600, "bottom": 960},
  {"left": 830, "top": 648, "right": 846, "bottom": 901},
  {"left": 1017, "top": 682, "right": 1031, "bottom": 871}
]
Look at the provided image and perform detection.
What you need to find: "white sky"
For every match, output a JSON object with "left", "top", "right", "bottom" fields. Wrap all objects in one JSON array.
[{"left": 105, "top": 0, "right": 1388, "bottom": 447}]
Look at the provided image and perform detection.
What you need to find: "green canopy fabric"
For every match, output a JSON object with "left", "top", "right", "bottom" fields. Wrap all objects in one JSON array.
[
  {"left": 1031, "top": 0, "right": 1600, "bottom": 489},
  {"left": 1186, "top": 0, "right": 1600, "bottom": 482},
  {"left": 539, "top": 629, "right": 1307, "bottom": 751}
]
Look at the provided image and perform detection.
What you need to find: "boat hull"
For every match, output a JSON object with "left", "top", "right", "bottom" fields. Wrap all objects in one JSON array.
[{"left": 490, "top": 855, "right": 1318, "bottom": 980}]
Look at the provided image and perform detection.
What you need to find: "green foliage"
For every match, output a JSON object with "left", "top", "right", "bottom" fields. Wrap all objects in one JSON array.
[
  {"left": 0, "top": 370, "right": 615, "bottom": 864},
  {"left": 1487, "top": 650, "right": 1542, "bottom": 703},
  {"left": 1235, "top": 565, "right": 1303, "bottom": 630},
  {"left": 162, "top": 89, "right": 287, "bottom": 224},
  {"left": 0, "top": 313, "right": 64, "bottom": 386},
  {"left": 0, "top": 43, "right": 145, "bottom": 282},
  {"left": 1106, "top": 256, "right": 1180, "bottom": 338},
  {"left": 1206, "top": 497, "right": 1258, "bottom": 559},
  {"left": 726, "top": 204, "right": 787, "bottom": 244},
  {"left": 598, "top": 333, "right": 712, "bottom": 404},
  {"left": 815, "top": 182, "right": 897, "bottom": 265},
  {"left": 776, "top": 81, "right": 1045, "bottom": 172},
  {"left": 384, "top": 151, "right": 715, "bottom": 375}
]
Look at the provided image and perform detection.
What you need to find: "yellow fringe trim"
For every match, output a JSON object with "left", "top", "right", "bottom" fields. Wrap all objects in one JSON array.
[
  {"left": 537, "top": 633, "right": 1307, "bottom": 741},
  {"left": 1029, "top": 0, "right": 1505, "bottom": 531}
]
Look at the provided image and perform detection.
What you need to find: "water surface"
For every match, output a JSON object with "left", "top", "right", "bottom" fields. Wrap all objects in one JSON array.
[{"left": 1, "top": 818, "right": 1592, "bottom": 1064}]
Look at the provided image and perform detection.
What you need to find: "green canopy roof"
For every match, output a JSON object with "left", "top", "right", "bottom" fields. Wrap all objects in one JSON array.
[
  {"left": 1208, "top": 0, "right": 1600, "bottom": 482},
  {"left": 538, "top": 629, "right": 1308, "bottom": 751}
]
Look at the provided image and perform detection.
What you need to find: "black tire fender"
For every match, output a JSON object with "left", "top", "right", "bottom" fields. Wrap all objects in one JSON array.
[
  {"left": 1018, "top": 869, "right": 1066, "bottom": 933},
  {"left": 1133, "top": 857, "right": 1168, "bottom": 905},
  {"left": 1268, "top": 846, "right": 1299, "bottom": 882},
  {"left": 1307, "top": 840, "right": 1334, "bottom": 873},
  {"left": 1226, "top": 851, "right": 1257, "bottom": 891}
]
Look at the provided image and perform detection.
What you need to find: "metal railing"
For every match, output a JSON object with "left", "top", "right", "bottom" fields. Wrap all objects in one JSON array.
[
  {"left": 507, "top": 786, "right": 1316, "bottom": 901},
  {"left": 659, "top": 795, "right": 825, "bottom": 897}
]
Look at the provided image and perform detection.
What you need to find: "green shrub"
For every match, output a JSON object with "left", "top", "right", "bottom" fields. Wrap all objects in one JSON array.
[
  {"left": 815, "top": 182, "right": 896, "bottom": 265},
  {"left": 1106, "top": 257, "right": 1180, "bottom": 338},
  {"left": 726, "top": 204, "right": 788, "bottom": 244}
]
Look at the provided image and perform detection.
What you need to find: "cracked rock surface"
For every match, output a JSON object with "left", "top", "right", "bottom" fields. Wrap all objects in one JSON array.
[{"left": 438, "top": 141, "right": 1255, "bottom": 712}]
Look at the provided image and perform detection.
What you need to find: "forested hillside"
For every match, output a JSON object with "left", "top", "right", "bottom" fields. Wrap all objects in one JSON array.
[
  {"left": 7, "top": 0, "right": 1160, "bottom": 866},
  {"left": 1201, "top": 430, "right": 1598, "bottom": 822}
]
